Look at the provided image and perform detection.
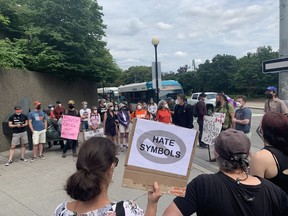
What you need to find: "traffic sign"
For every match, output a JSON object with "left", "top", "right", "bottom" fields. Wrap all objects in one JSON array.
[{"left": 262, "top": 57, "right": 288, "bottom": 73}]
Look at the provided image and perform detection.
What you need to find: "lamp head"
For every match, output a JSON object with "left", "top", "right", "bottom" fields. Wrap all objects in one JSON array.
[{"left": 151, "top": 37, "right": 160, "bottom": 46}]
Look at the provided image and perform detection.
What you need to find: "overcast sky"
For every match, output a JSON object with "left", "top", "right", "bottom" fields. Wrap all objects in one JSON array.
[{"left": 97, "top": 0, "right": 278, "bottom": 72}]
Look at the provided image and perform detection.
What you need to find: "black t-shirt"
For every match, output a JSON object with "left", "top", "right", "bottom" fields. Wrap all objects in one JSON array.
[
  {"left": 97, "top": 105, "right": 107, "bottom": 122},
  {"left": 8, "top": 113, "right": 28, "bottom": 133},
  {"left": 173, "top": 104, "right": 193, "bottom": 128},
  {"left": 174, "top": 172, "right": 288, "bottom": 216}
]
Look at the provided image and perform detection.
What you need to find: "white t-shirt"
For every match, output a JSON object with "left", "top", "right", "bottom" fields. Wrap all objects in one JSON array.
[{"left": 80, "top": 108, "right": 91, "bottom": 122}]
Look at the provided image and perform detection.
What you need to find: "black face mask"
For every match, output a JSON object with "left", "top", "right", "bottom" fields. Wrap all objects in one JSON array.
[
  {"left": 266, "top": 93, "right": 273, "bottom": 99},
  {"left": 216, "top": 101, "right": 221, "bottom": 107},
  {"left": 69, "top": 105, "right": 74, "bottom": 109},
  {"left": 36, "top": 105, "right": 41, "bottom": 110}
]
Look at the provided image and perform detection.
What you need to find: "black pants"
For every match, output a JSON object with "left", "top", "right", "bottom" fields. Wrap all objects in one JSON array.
[
  {"left": 63, "top": 140, "right": 77, "bottom": 153},
  {"left": 198, "top": 120, "right": 204, "bottom": 145}
]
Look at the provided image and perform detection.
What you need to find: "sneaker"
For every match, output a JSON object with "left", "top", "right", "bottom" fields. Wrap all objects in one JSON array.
[
  {"left": 5, "top": 160, "right": 12, "bottom": 166},
  {"left": 20, "top": 157, "right": 27, "bottom": 162},
  {"left": 31, "top": 157, "right": 37, "bottom": 162},
  {"left": 62, "top": 153, "right": 66, "bottom": 158},
  {"left": 39, "top": 155, "right": 45, "bottom": 160}
]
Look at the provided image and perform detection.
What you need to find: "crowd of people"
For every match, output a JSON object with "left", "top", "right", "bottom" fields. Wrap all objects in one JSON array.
[{"left": 5, "top": 85, "right": 288, "bottom": 215}]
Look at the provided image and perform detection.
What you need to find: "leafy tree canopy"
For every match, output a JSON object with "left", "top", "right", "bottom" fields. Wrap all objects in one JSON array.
[{"left": 0, "top": 0, "right": 121, "bottom": 82}]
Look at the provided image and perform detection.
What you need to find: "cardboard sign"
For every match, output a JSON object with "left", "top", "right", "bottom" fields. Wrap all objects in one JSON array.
[
  {"left": 122, "top": 118, "right": 197, "bottom": 197},
  {"left": 83, "top": 128, "right": 104, "bottom": 140},
  {"left": 202, "top": 115, "right": 222, "bottom": 145},
  {"left": 61, "top": 115, "right": 81, "bottom": 140}
]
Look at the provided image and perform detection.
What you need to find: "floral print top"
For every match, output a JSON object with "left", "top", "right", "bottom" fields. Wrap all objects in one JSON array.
[{"left": 54, "top": 200, "right": 144, "bottom": 216}]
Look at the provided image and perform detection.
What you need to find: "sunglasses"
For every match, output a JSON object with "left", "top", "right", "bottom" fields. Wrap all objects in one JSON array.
[{"left": 114, "top": 157, "right": 119, "bottom": 167}]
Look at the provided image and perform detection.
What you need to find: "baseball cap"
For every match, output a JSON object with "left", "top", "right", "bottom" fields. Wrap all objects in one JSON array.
[
  {"left": 34, "top": 101, "right": 41, "bottom": 107},
  {"left": 14, "top": 106, "right": 21, "bottom": 110},
  {"left": 214, "top": 129, "right": 251, "bottom": 161},
  {"left": 68, "top": 100, "right": 75, "bottom": 105},
  {"left": 266, "top": 86, "right": 277, "bottom": 92},
  {"left": 56, "top": 100, "right": 62, "bottom": 104}
]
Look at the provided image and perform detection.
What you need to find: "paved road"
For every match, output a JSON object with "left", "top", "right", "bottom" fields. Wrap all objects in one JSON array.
[{"left": 193, "top": 107, "right": 265, "bottom": 173}]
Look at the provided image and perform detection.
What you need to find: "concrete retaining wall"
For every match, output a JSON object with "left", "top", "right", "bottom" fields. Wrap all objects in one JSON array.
[{"left": 0, "top": 68, "right": 99, "bottom": 151}]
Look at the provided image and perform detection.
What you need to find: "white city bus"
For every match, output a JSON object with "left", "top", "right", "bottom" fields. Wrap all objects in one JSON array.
[
  {"left": 118, "top": 80, "right": 183, "bottom": 108},
  {"left": 97, "top": 87, "right": 119, "bottom": 102}
]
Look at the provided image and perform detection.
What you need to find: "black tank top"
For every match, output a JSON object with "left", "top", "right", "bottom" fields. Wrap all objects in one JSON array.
[{"left": 263, "top": 146, "right": 288, "bottom": 194}]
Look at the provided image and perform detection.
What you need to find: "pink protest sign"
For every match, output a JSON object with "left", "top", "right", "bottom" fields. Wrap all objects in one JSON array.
[{"left": 61, "top": 115, "right": 81, "bottom": 140}]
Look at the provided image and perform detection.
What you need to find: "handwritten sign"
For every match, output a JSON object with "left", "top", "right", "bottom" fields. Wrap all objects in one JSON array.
[
  {"left": 212, "top": 112, "right": 226, "bottom": 124},
  {"left": 201, "top": 115, "right": 222, "bottom": 145},
  {"left": 61, "top": 115, "right": 81, "bottom": 140},
  {"left": 122, "top": 118, "right": 198, "bottom": 196}
]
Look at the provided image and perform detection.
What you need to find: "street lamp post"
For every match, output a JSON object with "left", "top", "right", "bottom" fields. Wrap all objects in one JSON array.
[{"left": 151, "top": 37, "right": 160, "bottom": 104}]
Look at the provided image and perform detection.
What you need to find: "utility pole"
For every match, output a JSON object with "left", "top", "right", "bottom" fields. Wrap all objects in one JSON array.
[{"left": 279, "top": 0, "right": 288, "bottom": 103}]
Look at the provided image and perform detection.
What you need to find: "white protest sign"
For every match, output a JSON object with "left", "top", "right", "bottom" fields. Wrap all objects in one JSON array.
[
  {"left": 212, "top": 112, "right": 226, "bottom": 124},
  {"left": 83, "top": 128, "right": 104, "bottom": 140},
  {"left": 123, "top": 118, "right": 198, "bottom": 196},
  {"left": 201, "top": 115, "right": 222, "bottom": 145},
  {"left": 127, "top": 118, "right": 196, "bottom": 176}
]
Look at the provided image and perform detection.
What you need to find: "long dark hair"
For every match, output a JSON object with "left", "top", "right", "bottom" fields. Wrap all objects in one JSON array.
[
  {"left": 262, "top": 112, "right": 288, "bottom": 155},
  {"left": 65, "top": 137, "right": 116, "bottom": 201}
]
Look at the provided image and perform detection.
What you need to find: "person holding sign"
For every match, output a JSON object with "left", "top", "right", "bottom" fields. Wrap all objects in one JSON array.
[
  {"left": 62, "top": 100, "right": 80, "bottom": 158},
  {"left": 215, "top": 93, "right": 235, "bottom": 131},
  {"left": 161, "top": 129, "right": 288, "bottom": 216},
  {"left": 54, "top": 137, "right": 161, "bottom": 216}
]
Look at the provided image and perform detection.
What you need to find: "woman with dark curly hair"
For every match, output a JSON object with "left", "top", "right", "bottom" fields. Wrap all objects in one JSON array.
[
  {"left": 250, "top": 111, "right": 288, "bottom": 194},
  {"left": 54, "top": 137, "right": 160, "bottom": 216}
]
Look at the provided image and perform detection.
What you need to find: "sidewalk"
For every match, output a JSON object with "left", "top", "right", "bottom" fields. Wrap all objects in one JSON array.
[
  {"left": 246, "top": 101, "right": 264, "bottom": 110},
  {"left": 0, "top": 143, "right": 211, "bottom": 216}
]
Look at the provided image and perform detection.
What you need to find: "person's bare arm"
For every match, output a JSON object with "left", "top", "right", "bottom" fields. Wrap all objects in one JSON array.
[
  {"left": 144, "top": 182, "right": 162, "bottom": 216},
  {"left": 230, "top": 112, "right": 235, "bottom": 128},
  {"left": 163, "top": 202, "right": 183, "bottom": 216}
]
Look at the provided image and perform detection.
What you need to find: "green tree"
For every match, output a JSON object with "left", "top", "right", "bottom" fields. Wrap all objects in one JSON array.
[
  {"left": 0, "top": 0, "right": 120, "bottom": 82},
  {"left": 232, "top": 46, "right": 278, "bottom": 96},
  {"left": 115, "top": 66, "right": 152, "bottom": 85}
]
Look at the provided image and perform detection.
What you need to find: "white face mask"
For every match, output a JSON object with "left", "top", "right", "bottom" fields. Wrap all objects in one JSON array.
[
  {"left": 175, "top": 99, "right": 179, "bottom": 105},
  {"left": 58, "top": 104, "right": 62, "bottom": 107},
  {"left": 115, "top": 107, "right": 118, "bottom": 111},
  {"left": 137, "top": 105, "right": 142, "bottom": 110},
  {"left": 110, "top": 107, "right": 114, "bottom": 111},
  {"left": 236, "top": 102, "right": 241, "bottom": 108},
  {"left": 83, "top": 104, "right": 87, "bottom": 108},
  {"left": 93, "top": 110, "right": 97, "bottom": 113},
  {"left": 164, "top": 104, "right": 169, "bottom": 108},
  {"left": 50, "top": 107, "right": 54, "bottom": 111}
]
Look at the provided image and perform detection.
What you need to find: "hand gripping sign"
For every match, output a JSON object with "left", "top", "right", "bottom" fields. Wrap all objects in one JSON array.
[{"left": 122, "top": 118, "right": 197, "bottom": 197}]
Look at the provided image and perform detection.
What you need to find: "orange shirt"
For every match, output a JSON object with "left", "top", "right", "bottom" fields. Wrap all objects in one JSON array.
[
  {"left": 156, "top": 109, "right": 171, "bottom": 123},
  {"left": 131, "top": 109, "right": 148, "bottom": 119}
]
